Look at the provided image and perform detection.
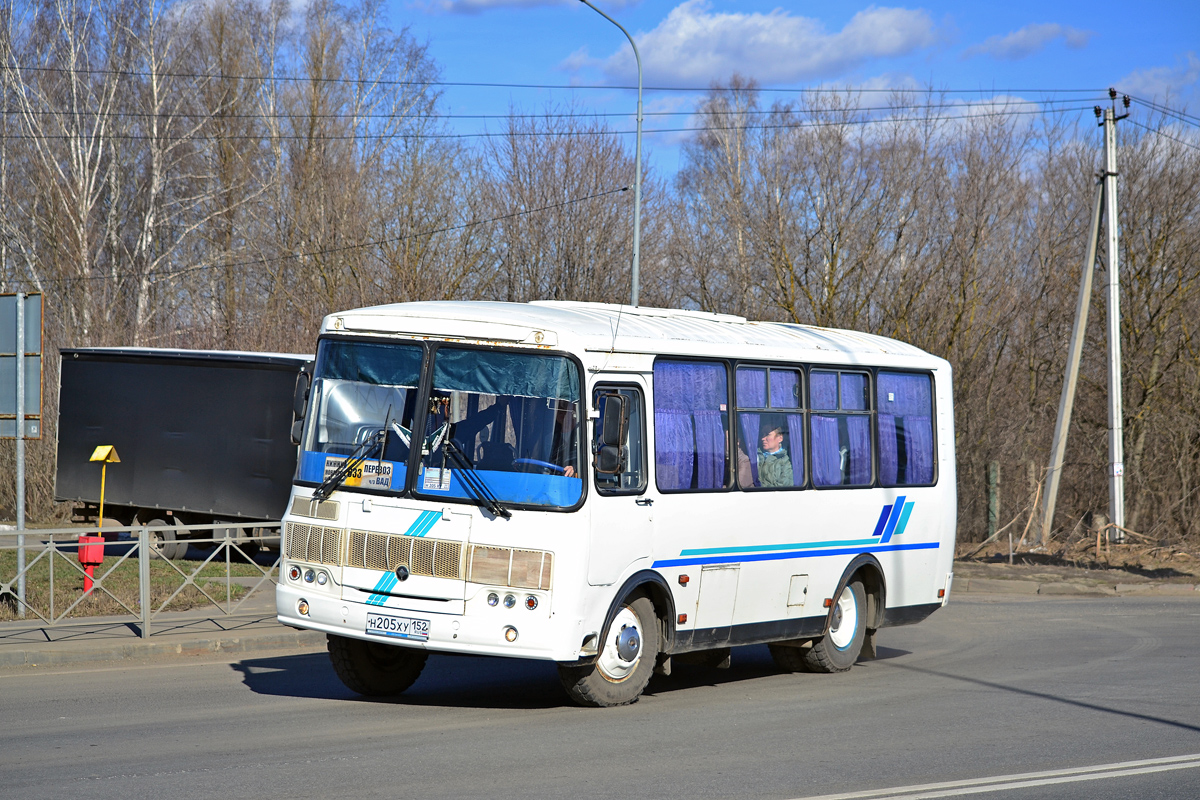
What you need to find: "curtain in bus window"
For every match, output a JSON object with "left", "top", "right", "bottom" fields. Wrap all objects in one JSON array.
[
  {"left": 738, "top": 412, "right": 761, "bottom": 486},
  {"left": 433, "top": 348, "right": 579, "bottom": 400},
  {"left": 785, "top": 413, "right": 806, "bottom": 486},
  {"left": 736, "top": 368, "right": 767, "bottom": 406},
  {"left": 846, "top": 415, "right": 872, "bottom": 484},
  {"left": 320, "top": 340, "right": 422, "bottom": 385},
  {"left": 877, "top": 372, "right": 934, "bottom": 485},
  {"left": 811, "top": 371, "right": 837, "bottom": 410},
  {"left": 654, "top": 361, "right": 727, "bottom": 491},
  {"left": 770, "top": 370, "right": 801, "bottom": 408},
  {"left": 811, "top": 415, "right": 841, "bottom": 486}
]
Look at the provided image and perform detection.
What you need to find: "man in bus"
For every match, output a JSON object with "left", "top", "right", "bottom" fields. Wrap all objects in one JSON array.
[{"left": 759, "top": 421, "right": 793, "bottom": 487}]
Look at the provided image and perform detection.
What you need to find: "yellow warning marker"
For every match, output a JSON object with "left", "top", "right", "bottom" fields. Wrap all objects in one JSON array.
[{"left": 89, "top": 446, "right": 121, "bottom": 531}]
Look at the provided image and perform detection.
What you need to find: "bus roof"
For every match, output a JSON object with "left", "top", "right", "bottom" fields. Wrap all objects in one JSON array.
[{"left": 323, "top": 301, "right": 944, "bottom": 368}]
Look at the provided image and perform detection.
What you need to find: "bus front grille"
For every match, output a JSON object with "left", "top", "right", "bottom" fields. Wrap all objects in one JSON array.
[
  {"left": 285, "top": 523, "right": 342, "bottom": 566},
  {"left": 347, "top": 530, "right": 463, "bottom": 580}
]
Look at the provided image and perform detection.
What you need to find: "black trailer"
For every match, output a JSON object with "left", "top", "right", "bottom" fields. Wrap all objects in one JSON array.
[{"left": 55, "top": 348, "right": 311, "bottom": 558}]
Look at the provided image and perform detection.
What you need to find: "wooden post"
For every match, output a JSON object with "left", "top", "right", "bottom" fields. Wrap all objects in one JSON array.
[{"left": 987, "top": 461, "right": 1000, "bottom": 543}]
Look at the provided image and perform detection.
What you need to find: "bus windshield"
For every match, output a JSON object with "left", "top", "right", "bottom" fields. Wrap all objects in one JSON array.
[
  {"left": 298, "top": 339, "right": 423, "bottom": 494},
  {"left": 415, "top": 346, "right": 583, "bottom": 509}
]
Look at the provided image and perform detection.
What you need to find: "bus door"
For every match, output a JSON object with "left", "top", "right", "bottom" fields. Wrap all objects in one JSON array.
[{"left": 587, "top": 381, "right": 653, "bottom": 586}]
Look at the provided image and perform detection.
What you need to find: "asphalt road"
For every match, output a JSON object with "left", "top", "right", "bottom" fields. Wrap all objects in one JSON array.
[{"left": 3, "top": 594, "right": 1200, "bottom": 800}]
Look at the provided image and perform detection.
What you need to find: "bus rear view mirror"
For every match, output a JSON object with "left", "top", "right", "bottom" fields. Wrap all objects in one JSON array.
[
  {"left": 293, "top": 370, "right": 312, "bottom": 419},
  {"left": 594, "top": 392, "right": 629, "bottom": 475}
]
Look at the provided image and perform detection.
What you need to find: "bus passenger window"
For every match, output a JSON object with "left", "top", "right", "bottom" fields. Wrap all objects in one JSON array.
[
  {"left": 653, "top": 360, "right": 730, "bottom": 492},
  {"left": 878, "top": 371, "right": 935, "bottom": 486},
  {"left": 735, "top": 367, "right": 805, "bottom": 490},
  {"left": 811, "top": 370, "right": 873, "bottom": 487},
  {"left": 592, "top": 386, "right": 646, "bottom": 494}
]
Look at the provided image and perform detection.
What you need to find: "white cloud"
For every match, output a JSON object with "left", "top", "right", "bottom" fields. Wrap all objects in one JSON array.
[
  {"left": 426, "top": 0, "right": 637, "bottom": 14},
  {"left": 962, "top": 23, "right": 1093, "bottom": 61},
  {"left": 1117, "top": 52, "right": 1200, "bottom": 101},
  {"left": 582, "top": 1, "right": 938, "bottom": 86}
]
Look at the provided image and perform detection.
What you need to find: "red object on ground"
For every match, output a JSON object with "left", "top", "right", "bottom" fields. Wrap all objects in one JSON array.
[{"left": 78, "top": 535, "right": 105, "bottom": 593}]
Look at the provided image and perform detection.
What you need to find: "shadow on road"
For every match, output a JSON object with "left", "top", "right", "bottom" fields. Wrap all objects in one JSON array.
[
  {"left": 882, "top": 661, "right": 1200, "bottom": 734},
  {"left": 232, "top": 642, "right": 907, "bottom": 709}
]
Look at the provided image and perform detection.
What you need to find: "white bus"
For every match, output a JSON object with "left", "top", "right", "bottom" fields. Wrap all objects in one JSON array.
[{"left": 277, "top": 301, "right": 956, "bottom": 706}]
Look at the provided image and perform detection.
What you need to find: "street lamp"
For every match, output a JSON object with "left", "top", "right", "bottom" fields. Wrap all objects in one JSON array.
[{"left": 579, "top": 0, "right": 642, "bottom": 307}]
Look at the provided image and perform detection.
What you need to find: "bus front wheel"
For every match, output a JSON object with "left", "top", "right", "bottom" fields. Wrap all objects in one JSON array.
[
  {"left": 558, "top": 595, "right": 658, "bottom": 707},
  {"left": 327, "top": 634, "right": 428, "bottom": 697},
  {"left": 803, "top": 580, "right": 867, "bottom": 673}
]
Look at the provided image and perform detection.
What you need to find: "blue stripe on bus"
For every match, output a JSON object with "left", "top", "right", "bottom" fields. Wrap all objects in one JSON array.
[
  {"left": 871, "top": 505, "right": 893, "bottom": 539},
  {"left": 367, "top": 571, "right": 398, "bottom": 605},
  {"left": 894, "top": 502, "right": 915, "bottom": 538},
  {"left": 405, "top": 510, "right": 441, "bottom": 538},
  {"left": 652, "top": 541, "right": 939, "bottom": 569},
  {"left": 681, "top": 538, "right": 881, "bottom": 556},
  {"left": 879, "top": 495, "right": 907, "bottom": 543}
]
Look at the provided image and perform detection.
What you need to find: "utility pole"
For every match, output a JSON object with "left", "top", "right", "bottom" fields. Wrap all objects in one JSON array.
[
  {"left": 1040, "top": 89, "right": 1129, "bottom": 544},
  {"left": 1101, "top": 92, "right": 1128, "bottom": 543},
  {"left": 579, "top": 0, "right": 643, "bottom": 307}
]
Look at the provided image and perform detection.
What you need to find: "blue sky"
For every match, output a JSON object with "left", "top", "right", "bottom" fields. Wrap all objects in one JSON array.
[{"left": 386, "top": 0, "right": 1200, "bottom": 175}]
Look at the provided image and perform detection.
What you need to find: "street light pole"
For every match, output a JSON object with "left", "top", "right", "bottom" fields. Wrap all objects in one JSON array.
[{"left": 579, "top": 0, "right": 642, "bottom": 307}]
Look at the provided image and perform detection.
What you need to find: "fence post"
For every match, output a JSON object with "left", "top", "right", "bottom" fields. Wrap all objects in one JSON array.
[
  {"left": 139, "top": 525, "right": 151, "bottom": 638},
  {"left": 987, "top": 461, "right": 1001, "bottom": 542}
]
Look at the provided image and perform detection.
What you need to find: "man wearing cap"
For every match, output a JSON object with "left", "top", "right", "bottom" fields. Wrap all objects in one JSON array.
[{"left": 758, "top": 422, "right": 793, "bottom": 488}]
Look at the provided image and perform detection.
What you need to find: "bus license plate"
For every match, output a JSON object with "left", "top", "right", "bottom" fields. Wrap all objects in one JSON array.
[{"left": 365, "top": 612, "right": 430, "bottom": 641}]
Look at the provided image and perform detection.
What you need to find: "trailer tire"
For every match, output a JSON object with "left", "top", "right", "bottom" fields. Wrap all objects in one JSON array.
[
  {"left": 145, "top": 519, "right": 186, "bottom": 561},
  {"left": 327, "top": 634, "right": 427, "bottom": 697}
]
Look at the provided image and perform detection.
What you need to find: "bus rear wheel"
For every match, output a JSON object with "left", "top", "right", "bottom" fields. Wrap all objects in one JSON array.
[
  {"left": 327, "top": 634, "right": 428, "bottom": 697},
  {"left": 558, "top": 595, "right": 658, "bottom": 707},
  {"left": 803, "top": 580, "right": 867, "bottom": 673}
]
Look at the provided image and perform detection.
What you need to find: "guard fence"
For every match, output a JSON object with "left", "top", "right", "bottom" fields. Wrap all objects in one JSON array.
[{"left": 0, "top": 522, "right": 281, "bottom": 636}]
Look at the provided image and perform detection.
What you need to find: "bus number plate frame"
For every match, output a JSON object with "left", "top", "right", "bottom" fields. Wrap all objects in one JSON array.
[{"left": 365, "top": 612, "right": 430, "bottom": 641}]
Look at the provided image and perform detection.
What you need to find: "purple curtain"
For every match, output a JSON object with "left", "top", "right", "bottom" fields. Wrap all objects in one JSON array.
[
  {"left": 846, "top": 416, "right": 872, "bottom": 484},
  {"left": 739, "top": 412, "right": 761, "bottom": 486},
  {"left": 877, "top": 372, "right": 934, "bottom": 485},
  {"left": 811, "top": 371, "right": 837, "bottom": 410},
  {"left": 654, "top": 361, "right": 728, "bottom": 490},
  {"left": 785, "top": 413, "right": 806, "bottom": 486},
  {"left": 811, "top": 415, "right": 841, "bottom": 486},
  {"left": 770, "top": 370, "right": 801, "bottom": 409},
  {"left": 737, "top": 368, "right": 767, "bottom": 407}
]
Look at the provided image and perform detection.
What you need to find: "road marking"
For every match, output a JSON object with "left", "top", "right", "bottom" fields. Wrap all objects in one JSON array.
[{"left": 790, "top": 753, "right": 1200, "bottom": 800}]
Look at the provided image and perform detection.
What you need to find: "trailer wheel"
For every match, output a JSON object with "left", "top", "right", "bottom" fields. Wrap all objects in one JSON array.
[
  {"left": 145, "top": 519, "right": 186, "bottom": 560},
  {"left": 327, "top": 634, "right": 427, "bottom": 697}
]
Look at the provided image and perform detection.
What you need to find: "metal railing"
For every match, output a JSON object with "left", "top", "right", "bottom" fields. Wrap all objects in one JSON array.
[{"left": 0, "top": 522, "right": 281, "bottom": 637}]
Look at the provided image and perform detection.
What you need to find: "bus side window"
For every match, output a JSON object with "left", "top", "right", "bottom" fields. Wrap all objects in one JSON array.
[{"left": 592, "top": 386, "right": 647, "bottom": 495}]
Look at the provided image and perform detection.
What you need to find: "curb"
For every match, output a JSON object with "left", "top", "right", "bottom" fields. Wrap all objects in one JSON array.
[
  {"left": 956, "top": 577, "right": 1199, "bottom": 598},
  {"left": 0, "top": 627, "right": 326, "bottom": 669}
]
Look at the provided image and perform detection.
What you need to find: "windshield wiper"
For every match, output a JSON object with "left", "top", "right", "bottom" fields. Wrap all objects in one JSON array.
[
  {"left": 443, "top": 440, "right": 511, "bottom": 519},
  {"left": 313, "top": 431, "right": 384, "bottom": 502}
]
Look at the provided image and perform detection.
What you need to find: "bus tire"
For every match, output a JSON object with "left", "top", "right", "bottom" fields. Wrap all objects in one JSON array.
[
  {"left": 327, "top": 634, "right": 427, "bottom": 697},
  {"left": 767, "top": 643, "right": 811, "bottom": 673},
  {"left": 558, "top": 595, "right": 658, "bottom": 707},
  {"left": 804, "top": 580, "right": 867, "bottom": 673}
]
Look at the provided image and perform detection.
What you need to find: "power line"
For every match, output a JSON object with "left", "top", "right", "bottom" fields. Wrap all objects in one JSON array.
[
  {"left": 0, "top": 95, "right": 1101, "bottom": 124},
  {"left": 5, "top": 64, "right": 1107, "bottom": 96},
  {"left": 1124, "top": 118, "right": 1200, "bottom": 153},
  {"left": 0, "top": 104, "right": 1100, "bottom": 142},
  {"left": 0, "top": 185, "right": 630, "bottom": 289},
  {"left": 1126, "top": 95, "right": 1200, "bottom": 128}
]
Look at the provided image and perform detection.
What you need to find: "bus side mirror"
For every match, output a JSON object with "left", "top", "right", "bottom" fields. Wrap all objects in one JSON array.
[
  {"left": 594, "top": 393, "right": 629, "bottom": 475},
  {"left": 291, "top": 367, "right": 312, "bottom": 445}
]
